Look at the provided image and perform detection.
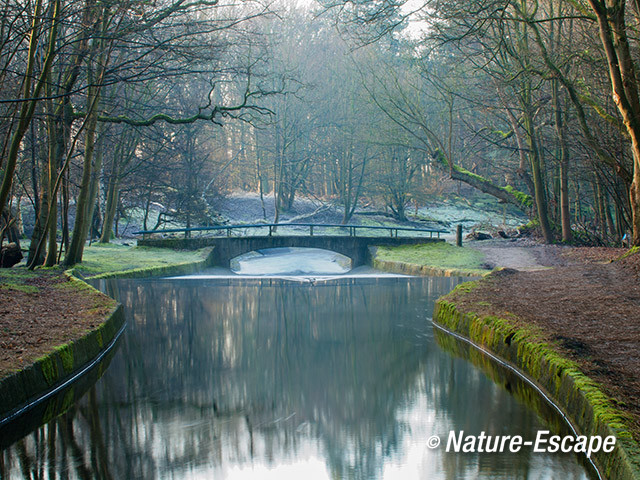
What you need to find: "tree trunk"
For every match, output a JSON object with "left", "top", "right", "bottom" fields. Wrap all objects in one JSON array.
[
  {"left": 61, "top": 166, "right": 70, "bottom": 252},
  {"left": 522, "top": 97, "right": 554, "bottom": 243},
  {"left": 84, "top": 123, "right": 105, "bottom": 241},
  {"left": 588, "top": 0, "right": 640, "bottom": 244},
  {"left": 27, "top": 136, "right": 50, "bottom": 267},
  {"left": 593, "top": 173, "right": 607, "bottom": 239},
  {"left": 44, "top": 91, "right": 66, "bottom": 267},
  {"left": 552, "top": 79, "right": 572, "bottom": 242},
  {"left": 99, "top": 159, "right": 120, "bottom": 243},
  {"left": 64, "top": 86, "right": 100, "bottom": 266},
  {"left": 432, "top": 149, "right": 533, "bottom": 210}
]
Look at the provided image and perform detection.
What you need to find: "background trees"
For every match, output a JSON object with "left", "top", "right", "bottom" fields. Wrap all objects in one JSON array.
[
  {"left": 2, "top": 0, "right": 639, "bottom": 267},
  {"left": 321, "top": 0, "right": 637, "bottom": 244}
]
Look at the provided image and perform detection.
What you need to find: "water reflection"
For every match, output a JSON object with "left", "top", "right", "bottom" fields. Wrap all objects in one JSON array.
[{"left": 0, "top": 277, "right": 594, "bottom": 479}]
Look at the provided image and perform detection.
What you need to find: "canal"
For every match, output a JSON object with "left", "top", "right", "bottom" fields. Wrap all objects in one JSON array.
[{"left": 0, "top": 250, "right": 596, "bottom": 479}]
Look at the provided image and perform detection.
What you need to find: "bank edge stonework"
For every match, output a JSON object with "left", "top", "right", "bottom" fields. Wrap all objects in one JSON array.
[
  {"left": 0, "top": 299, "right": 124, "bottom": 422},
  {"left": 0, "top": 247, "right": 217, "bottom": 425},
  {"left": 433, "top": 289, "right": 640, "bottom": 480}
]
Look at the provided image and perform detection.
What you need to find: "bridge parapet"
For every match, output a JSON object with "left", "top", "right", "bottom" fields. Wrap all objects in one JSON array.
[
  {"left": 137, "top": 234, "right": 446, "bottom": 268},
  {"left": 134, "top": 222, "right": 447, "bottom": 240}
]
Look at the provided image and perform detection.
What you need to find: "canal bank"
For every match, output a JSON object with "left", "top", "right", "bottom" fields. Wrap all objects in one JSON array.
[
  {"left": 370, "top": 243, "right": 491, "bottom": 277},
  {"left": 370, "top": 242, "right": 640, "bottom": 479},
  {"left": 0, "top": 271, "right": 123, "bottom": 425},
  {"left": 0, "top": 245, "right": 216, "bottom": 424},
  {"left": 428, "top": 249, "right": 640, "bottom": 480}
]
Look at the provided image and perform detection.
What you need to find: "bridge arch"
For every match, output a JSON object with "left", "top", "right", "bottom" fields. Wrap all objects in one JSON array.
[{"left": 230, "top": 247, "right": 353, "bottom": 275}]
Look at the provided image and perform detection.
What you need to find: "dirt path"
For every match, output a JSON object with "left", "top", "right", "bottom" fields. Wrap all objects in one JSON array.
[
  {"left": 0, "top": 271, "right": 116, "bottom": 378},
  {"left": 467, "top": 238, "right": 570, "bottom": 270}
]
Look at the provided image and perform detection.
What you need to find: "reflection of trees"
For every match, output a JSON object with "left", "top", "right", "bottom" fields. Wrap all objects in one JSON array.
[
  {"left": 434, "top": 329, "right": 597, "bottom": 479},
  {"left": 106, "top": 278, "right": 439, "bottom": 478},
  {"left": 0, "top": 277, "right": 589, "bottom": 479}
]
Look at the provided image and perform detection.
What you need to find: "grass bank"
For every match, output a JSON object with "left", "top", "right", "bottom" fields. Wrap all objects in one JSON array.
[
  {"left": 372, "top": 242, "right": 490, "bottom": 277},
  {"left": 71, "top": 243, "right": 214, "bottom": 279},
  {"left": 0, "top": 268, "right": 122, "bottom": 418}
]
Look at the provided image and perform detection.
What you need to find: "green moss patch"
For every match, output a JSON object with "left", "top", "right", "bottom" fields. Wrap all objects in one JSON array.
[
  {"left": 55, "top": 344, "right": 74, "bottom": 374},
  {"left": 432, "top": 149, "right": 533, "bottom": 209},
  {"left": 433, "top": 288, "right": 640, "bottom": 480},
  {"left": 373, "top": 242, "right": 490, "bottom": 276},
  {"left": 0, "top": 268, "right": 44, "bottom": 294},
  {"left": 72, "top": 244, "right": 213, "bottom": 278},
  {"left": 0, "top": 282, "right": 39, "bottom": 294}
]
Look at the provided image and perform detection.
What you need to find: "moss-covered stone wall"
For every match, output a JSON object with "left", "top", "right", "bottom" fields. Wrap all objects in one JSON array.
[
  {"left": 0, "top": 302, "right": 124, "bottom": 422},
  {"left": 371, "top": 257, "right": 487, "bottom": 277},
  {"left": 433, "top": 285, "right": 640, "bottom": 480}
]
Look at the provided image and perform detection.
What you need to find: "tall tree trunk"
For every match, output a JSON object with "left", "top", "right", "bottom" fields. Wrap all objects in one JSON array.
[
  {"left": 61, "top": 167, "right": 70, "bottom": 252},
  {"left": 99, "top": 179, "right": 119, "bottom": 243},
  {"left": 594, "top": 172, "right": 608, "bottom": 239},
  {"left": 44, "top": 135, "right": 60, "bottom": 267},
  {"left": 604, "top": 187, "right": 617, "bottom": 241},
  {"left": 30, "top": 122, "right": 40, "bottom": 218},
  {"left": 64, "top": 85, "right": 100, "bottom": 266},
  {"left": 273, "top": 120, "right": 282, "bottom": 225},
  {"left": 588, "top": 0, "right": 640, "bottom": 244},
  {"left": 85, "top": 123, "right": 105, "bottom": 241},
  {"left": 0, "top": 0, "right": 59, "bottom": 219},
  {"left": 27, "top": 124, "right": 50, "bottom": 266},
  {"left": 523, "top": 102, "right": 554, "bottom": 243},
  {"left": 255, "top": 147, "right": 267, "bottom": 220},
  {"left": 552, "top": 80, "right": 572, "bottom": 242},
  {"left": 44, "top": 82, "right": 66, "bottom": 266},
  {"left": 99, "top": 157, "right": 121, "bottom": 243}
]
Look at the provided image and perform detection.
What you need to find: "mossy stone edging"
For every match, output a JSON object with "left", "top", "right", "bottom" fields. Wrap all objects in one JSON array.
[
  {"left": 0, "top": 247, "right": 216, "bottom": 427},
  {"left": 0, "top": 298, "right": 124, "bottom": 423},
  {"left": 371, "top": 257, "right": 488, "bottom": 277},
  {"left": 433, "top": 286, "right": 640, "bottom": 480}
]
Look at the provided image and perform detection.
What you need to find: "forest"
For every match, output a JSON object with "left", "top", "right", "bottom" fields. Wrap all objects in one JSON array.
[{"left": 1, "top": 0, "right": 640, "bottom": 269}]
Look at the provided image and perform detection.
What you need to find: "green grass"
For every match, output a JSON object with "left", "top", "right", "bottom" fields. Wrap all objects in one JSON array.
[
  {"left": 73, "top": 243, "right": 210, "bottom": 277},
  {"left": 0, "top": 281, "right": 39, "bottom": 293},
  {"left": 0, "top": 268, "right": 42, "bottom": 293},
  {"left": 375, "top": 242, "right": 489, "bottom": 272},
  {"left": 0, "top": 268, "right": 39, "bottom": 280}
]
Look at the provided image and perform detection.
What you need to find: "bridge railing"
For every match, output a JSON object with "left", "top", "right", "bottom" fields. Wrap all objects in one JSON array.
[{"left": 133, "top": 222, "right": 448, "bottom": 239}]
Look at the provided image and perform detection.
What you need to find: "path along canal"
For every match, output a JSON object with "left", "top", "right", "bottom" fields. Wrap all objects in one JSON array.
[{"left": 0, "top": 249, "right": 597, "bottom": 479}]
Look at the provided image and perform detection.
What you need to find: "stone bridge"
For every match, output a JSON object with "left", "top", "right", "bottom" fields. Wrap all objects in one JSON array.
[{"left": 136, "top": 224, "right": 447, "bottom": 268}]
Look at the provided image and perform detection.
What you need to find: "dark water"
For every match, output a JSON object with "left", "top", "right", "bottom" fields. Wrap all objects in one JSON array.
[{"left": 0, "top": 276, "right": 594, "bottom": 479}]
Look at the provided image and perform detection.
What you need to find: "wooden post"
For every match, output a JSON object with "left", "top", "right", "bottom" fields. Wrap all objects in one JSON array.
[{"left": 456, "top": 224, "right": 462, "bottom": 247}]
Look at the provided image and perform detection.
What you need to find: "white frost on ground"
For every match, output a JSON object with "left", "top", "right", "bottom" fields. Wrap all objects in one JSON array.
[
  {"left": 418, "top": 200, "right": 526, "bottom": 230},
  {"left": 466, "top": 237, "right": 568, "bottom": 271}
]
